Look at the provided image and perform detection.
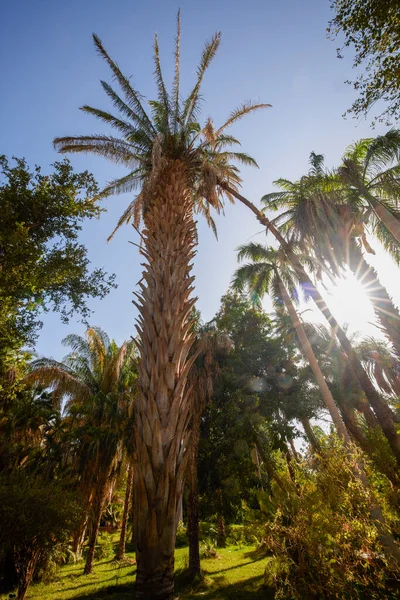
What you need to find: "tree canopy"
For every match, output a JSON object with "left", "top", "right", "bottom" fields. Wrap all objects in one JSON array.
[{"left": 328, "top": 0, "right": 400, "bottom": 124}]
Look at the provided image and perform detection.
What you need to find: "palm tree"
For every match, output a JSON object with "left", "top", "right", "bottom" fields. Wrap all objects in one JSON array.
[
  {"left": 263, "top": 151, "right": 400, "bottom": 357},
  {"left": 226, "top": 160, "right": 400, "bottom": 466},
  {"left": 339, "top": 130, "right": 400, "bottom": 246},
  {"left": 53, "top": 15, "right": 269, "bottom": 599},
  {"left": 232, "top": 242, "right": 349, "bottom": 440},
  {"left": 25, "top": 327, "right": 136, "bottom": 574},
  {"left": 233, "top": 245, "right": 400, "bottom": 561}
]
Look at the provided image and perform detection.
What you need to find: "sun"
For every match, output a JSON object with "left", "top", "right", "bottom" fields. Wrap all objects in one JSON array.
[{"left": 304, "top": 271, "right": 378, "bottom": 338}]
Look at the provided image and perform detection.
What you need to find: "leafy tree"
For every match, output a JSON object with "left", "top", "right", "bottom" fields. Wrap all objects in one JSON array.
[
  {"left": 0, "top": 472, "right": 83, "bottom": 600},
  {"left": 53, "top": 14, "right": 268, "bottom": 599},
  {"left": 0, "top": 156, "right": 116, "bottom": 397},
  {"left": 328, "top": 0, "right": 400, "bottom": 124},
  {"left": 233, "top": 242, "right": 349, "bottom": 440}
]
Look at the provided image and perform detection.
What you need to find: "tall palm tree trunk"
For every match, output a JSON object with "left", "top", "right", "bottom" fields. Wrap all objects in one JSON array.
[
  {"left": 133, "top": 162, "right": 197, "bottom": 600},
  {"left": 348, "top": 241, "right": 400, "bottom": 357},
  {"left": 116, "top": 463, "right": 134, "bottom": 561},
  {"left": 277, "top": 279, "right": 350, "bottom": 441},
  {"left": 187, "top": 412, "right": 201, "bottom": 579},
  {"left": 225, "top": 184, "right": 400, "bottom": 467}
]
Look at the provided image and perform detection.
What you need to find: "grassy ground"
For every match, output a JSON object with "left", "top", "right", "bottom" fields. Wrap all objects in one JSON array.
[{"left": 1, "top": 535, "right": 275, "bottom": 600}]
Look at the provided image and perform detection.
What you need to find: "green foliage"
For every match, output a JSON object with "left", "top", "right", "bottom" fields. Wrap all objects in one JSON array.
[
  {"left": 328, "top": 0, "right": 400, "bottom": 125},
  {"left": 94, "top": 533, "right": 115, "bottom": 561},
  {"left": 0, "top": 471, "right": 83, "bottom": 594},
  {"left": 175, "top": 521, "right": 188, "bottom": 548},
  {"left": 0, "top": 156, "right": 116, "bottom": 390},
  {"left": 263, "top": 440, "right": 400, "bottom": 599}
]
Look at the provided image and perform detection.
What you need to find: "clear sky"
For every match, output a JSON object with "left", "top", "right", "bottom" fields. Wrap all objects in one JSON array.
[{"left": 1, "top": 0, "right": 398, "bottom": 360}]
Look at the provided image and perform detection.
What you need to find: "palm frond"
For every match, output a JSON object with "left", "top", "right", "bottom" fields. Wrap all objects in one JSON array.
[
  {"left": 171, "top": 10, "right": 181, "bottom": 132},
  {"left": 153, "top": 34, "right": 170, "bottom": 128},
  {"left": 215, "top": 102, "right": 271, "bottom": 135},
  {"left": 183, "top": 31, "right": 221, "bottom": 126},
  {"left": 92, "top": 34, "right": 155, "bottom": 135},
  {"left": 53, "top": 135, "right": 143, "bottom": 165}
]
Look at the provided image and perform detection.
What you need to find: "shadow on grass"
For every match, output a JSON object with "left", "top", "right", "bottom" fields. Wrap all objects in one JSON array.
[
  {"left": 66, "top": 581, "right": 135, "bottom": 600},
  {"left": 175, "top": 573, "right": 274, "bottom": 599}
]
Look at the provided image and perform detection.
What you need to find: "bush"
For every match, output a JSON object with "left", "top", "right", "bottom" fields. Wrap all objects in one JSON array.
[
  {"left": 0, "top": 472, "right": 83, "bottom": 600},
  {"left": 94, "top": 533, "right": 115, "bottom": 561},
  {"left": 226, "top": 523, "right": 266, "bottom": 547},
  {"left": 263, "top": 440, "right": 400, "bottom": 599},
  {"left": 175, "top": 521, "right": 188, "bottom": 548}
]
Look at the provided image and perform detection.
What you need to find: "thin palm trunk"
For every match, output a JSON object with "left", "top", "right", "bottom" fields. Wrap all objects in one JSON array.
[
  {"left": 187, "top": 412, "right": 201, "bottom": 579},
  {"left": 116, "top": 463, "right": 134, "bottom": 561},
  {"left": 225, "top": 184, "right": 400, "bottom": 468},
  {"left": 278, "top": 278, "right": 350, "bottom": 441},
  {"left": 134, "top": 162, "right": 197, "bottom": 600},
  {"left": 300, "top": 417, "right": 322, "bottom": 453},
  {"left": 348, "top": 240, "right": 400, "bottom": 357},
  {"left": 255, "top": 441, "right": 291, "bottom": 495},
  {"left": 362, "top": 186, "right": 400, "bottom": 245},
  {"left": 83, "top": 478, "right": 108, "bottom": 575}
]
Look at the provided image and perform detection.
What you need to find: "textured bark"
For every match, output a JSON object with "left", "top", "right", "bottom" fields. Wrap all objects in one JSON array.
[
  {"left": 348, "top": 241, "right": 400, "bottom": 357},
  {"left": 116, "top": 463, "right": 134, "bottom": 561},
  {"left": 278, "top": 278, "right": 350, "bottom": 442},
  {"left": 133, "top": 162, "right": 197, "bottom": 600},
  {"left": 224, "top": 184, "right": 400, "bottom": 468},
  {"left": 300, "top": 417, "right": 322, "bottom": 453},
  {"left": 187, "top": 414, "right": 201, "bottom": 579}
]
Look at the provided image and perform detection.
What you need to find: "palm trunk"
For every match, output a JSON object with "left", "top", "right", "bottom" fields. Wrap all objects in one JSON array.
[
  {"left": 225, "top": 184, "right": 400, "bottom": 468},
  {"left": 348, "top": 241, "right": 400, "bottom": 357},
  {"left": 83, "top": 478, "right": 108, "bottom": 575},
  {"left": 255, "top": 441, "right": 290, "bottom": 494},
  {"left": 187, "top": 412, "right": 201, "bottom": 579},
  {"left": 133, "top": 162, "right": 197, "bottom": 600},
  {"left": 362, "top": 187, "right": 400, "bottom": 245},
  {"left": 116, "top": 463, "right": 134, "bottom": 561},
  {"left": 278, "top": 278, "right": 350, "bottom": 441},
  {"left": 300, "top": 417, "right": 321, "bottom": 453}
]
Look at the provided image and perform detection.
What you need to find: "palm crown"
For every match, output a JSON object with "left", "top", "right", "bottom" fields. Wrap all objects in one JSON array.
[{"left": 54, "top": 13, "right": 269, "bottom": 237}]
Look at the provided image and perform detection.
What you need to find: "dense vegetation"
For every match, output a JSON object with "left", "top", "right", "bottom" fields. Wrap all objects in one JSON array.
[{"left": 2, "top": 7, "right": 400, "bottom": 600}]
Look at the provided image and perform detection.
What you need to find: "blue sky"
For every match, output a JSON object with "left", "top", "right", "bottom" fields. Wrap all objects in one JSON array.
[{"left": 1, "top": 0, "right": 397, "bottom": 359}]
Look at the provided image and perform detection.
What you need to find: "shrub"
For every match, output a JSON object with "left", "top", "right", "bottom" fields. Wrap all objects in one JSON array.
[
  {"left": 175, "top": 520, "right": 188, "bottom": 548},
  {"left": 263, "top": 440, "right": 400, "bottom": 599},
  {"left": 0, "top": 472, "right": 83, "bottom": 600}
]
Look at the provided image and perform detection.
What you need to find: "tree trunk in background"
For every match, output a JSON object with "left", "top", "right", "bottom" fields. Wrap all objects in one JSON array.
[
  {"left": 15, "top": 547, "right": 41, "bottom": 600},
  {"left": 278, "top": 278, "right": 350, "bottom": 442},
  {"left": 187, "top": 413, "right": 201, "bottom": 579},
  {"left": 300, "top": 417, "right": 322, "bottom": 453},
  {"left": 224, "top": 185, "right": 400, "bottom": 468},
  {"left": 348, "top": 241, "right": 400, "bottom": 357},
  {"left": 255, "top": 441, "right": 290, "bottom": 494},
  {"left": 72, "top": 489, "right": 93, "bottom": 561},
  {"left": 134, "top": 162, "right": 197, "bottom": 600},
  {"left": 362, "top": 187, "right": 400, "bottom": 246},
  {"left": 83, "top": 477, "right": 109, "bottom": 575},
  {"left": 116, "top": 463, "right": 134, "bottom": 561}
]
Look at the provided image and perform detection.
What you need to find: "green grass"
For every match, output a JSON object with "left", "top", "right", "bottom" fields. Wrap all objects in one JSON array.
[{"left": 1, "top": 536, "right": 274, "bottom": 600}]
